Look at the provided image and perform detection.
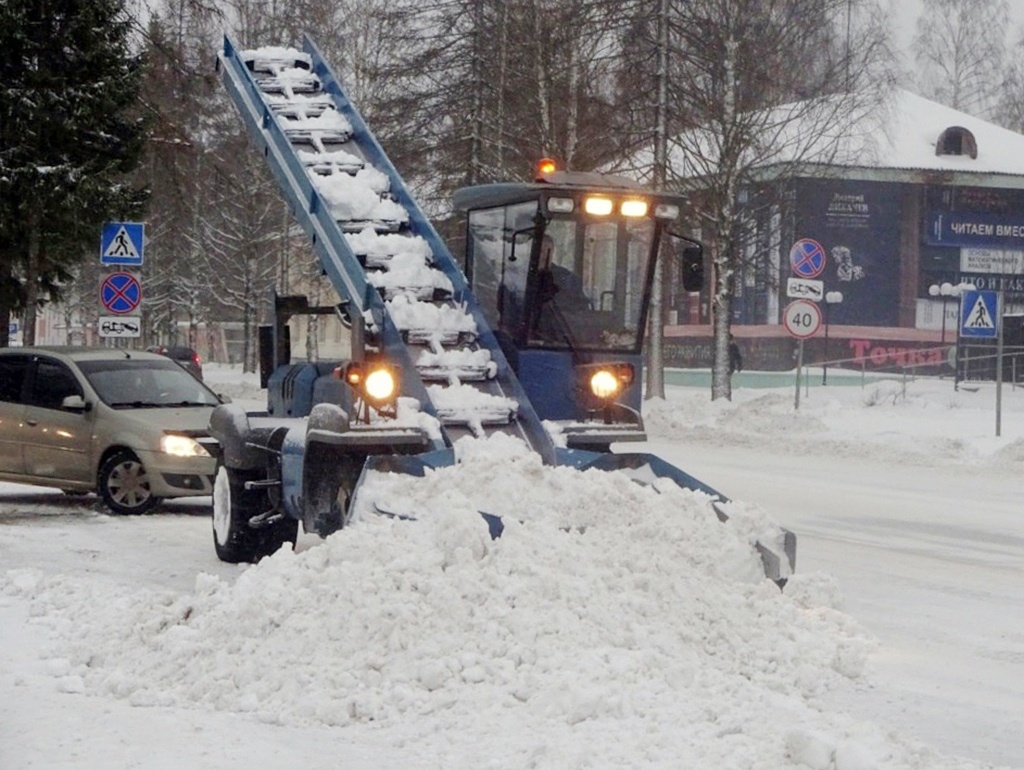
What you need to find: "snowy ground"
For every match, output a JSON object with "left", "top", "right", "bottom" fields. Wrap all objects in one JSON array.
[{"left": 1, "top": 364, "right": 1021, "bottom": 769}]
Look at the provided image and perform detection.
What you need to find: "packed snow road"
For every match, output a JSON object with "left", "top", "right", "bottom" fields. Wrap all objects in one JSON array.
[
  {"left": 1, "top": 373, "right": 1022, "bottom": 769},
  {"left": 649, "top": 439, "right": 1024, "bottom": 768}
]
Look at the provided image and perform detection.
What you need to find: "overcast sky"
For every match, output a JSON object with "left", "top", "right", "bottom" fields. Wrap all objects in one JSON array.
[{"left": 892, "top": 0, "right": 1024, "bottom": 46}]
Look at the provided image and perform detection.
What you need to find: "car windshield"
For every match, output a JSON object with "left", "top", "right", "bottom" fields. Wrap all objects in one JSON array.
[{"left": 77, "top": 358, "right": 220, "bottom": 408}]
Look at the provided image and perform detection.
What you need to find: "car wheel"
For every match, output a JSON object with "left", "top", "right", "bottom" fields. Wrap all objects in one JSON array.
[
  {"left": 212, "top": 465, "right": 297, "bottom": 564},
  {"left": 98, "top": 450, "right": 159, "bottom": 515}
]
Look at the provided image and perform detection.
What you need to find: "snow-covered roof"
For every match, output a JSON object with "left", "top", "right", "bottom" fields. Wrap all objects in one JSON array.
[
  {"left": 621, "top": 89, "right": 1024, "bottom": 187},
  {"left": 840, "top": 89, "right": 1024, "bottom": 178}
]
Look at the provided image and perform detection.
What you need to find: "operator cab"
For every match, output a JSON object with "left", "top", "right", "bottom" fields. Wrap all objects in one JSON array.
[{"left": 454, "top": 161, "right": 704, "bottom": 444}]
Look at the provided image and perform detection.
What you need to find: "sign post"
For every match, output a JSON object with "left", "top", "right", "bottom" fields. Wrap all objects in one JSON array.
[
  {"left": 996, "top": 290, "right": 1004, "bottom": 437},
  {"left": 784, "top": 300, "right": 822, "bottom": 410},
  {"left": 822, "top": 291, "right": 844, "bottom": 385}
]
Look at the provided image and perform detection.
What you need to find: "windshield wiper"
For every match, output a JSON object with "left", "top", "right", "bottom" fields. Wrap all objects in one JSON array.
[{"left": 109, "top": 400, "right": 165, "bottom": 408}]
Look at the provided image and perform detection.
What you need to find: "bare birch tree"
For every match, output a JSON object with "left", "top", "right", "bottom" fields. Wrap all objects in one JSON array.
[
  {"left": 912, "top": 0, "right": 1009, "bottom": 119},
  {"left": 616, "top": 0, "right": 895, "bottom": 400}
]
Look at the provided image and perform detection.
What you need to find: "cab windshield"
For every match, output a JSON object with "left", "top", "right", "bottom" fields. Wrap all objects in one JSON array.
[{"left": 467, "top": 204, "right": 656, "bottom": 353}]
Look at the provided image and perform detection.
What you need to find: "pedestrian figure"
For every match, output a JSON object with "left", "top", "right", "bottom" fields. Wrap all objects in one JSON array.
[
  {"left": 113, "top": 230, "right": 132, "bottom": 255},
  {"left": 728, "top": 334, "right": 743, "bottom": 375}
]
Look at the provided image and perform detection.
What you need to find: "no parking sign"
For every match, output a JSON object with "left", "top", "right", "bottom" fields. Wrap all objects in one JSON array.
[
  {"left": 789, "top": 238, "right": 827, "bottom": 279},
  {"left": 100, "top": 271, "right": 142, "bottom": 315}
]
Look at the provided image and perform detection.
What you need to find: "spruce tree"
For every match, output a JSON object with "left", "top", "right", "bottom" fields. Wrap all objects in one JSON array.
[{"left": 0, "top": 0, "right": 148, "bottom": 346}]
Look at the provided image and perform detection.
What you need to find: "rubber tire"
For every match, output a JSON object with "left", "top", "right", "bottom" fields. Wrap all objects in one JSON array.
[
  {"left": 212, "top": 465, "right": 297, "bottom": 564},
  {"left": 98, "top": 450, "right": 159, "bottom": 515}
]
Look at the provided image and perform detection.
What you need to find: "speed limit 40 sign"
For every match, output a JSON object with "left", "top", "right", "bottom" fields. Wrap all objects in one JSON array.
[{"left": 783, "top": 299, "right": 822, "bottom": 339}]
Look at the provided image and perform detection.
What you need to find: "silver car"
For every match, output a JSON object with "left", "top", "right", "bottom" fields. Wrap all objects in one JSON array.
[{"left": 0, "top": 347, "right": 221, "bottom": 514}]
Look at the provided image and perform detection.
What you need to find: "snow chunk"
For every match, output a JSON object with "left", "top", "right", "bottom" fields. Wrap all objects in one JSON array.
[
  {"left": 385, "top": 295, "right": 477, "bottom": 337},
  {"left": 311, "top": 173, "right": 407, "bottom": 224},
  {"left": 345, "top": 228, "right": 433, "bottom": 264}
]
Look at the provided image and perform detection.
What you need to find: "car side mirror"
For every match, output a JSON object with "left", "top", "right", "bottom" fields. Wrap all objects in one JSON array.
[
  {"left": 61, "top": 395, "right": 91, "bottom": 413},
  {"left": 680, "top": 245, "right": 704, "bottom": 292}
]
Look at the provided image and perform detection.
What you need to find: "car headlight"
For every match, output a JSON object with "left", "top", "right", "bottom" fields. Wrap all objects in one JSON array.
[{"left": 161, "top": 434, "right": 210, "bottom": 458}]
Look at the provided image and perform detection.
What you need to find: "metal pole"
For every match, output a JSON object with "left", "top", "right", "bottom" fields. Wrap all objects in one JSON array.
[
  {"left": 794, "top": 339, "right": 803, "bottom": 410},
  {"left": 822, "top": 303, "right": 829, "bottom": 386},
  {"left": 954, "top": 299, "right": 962, "bottom": 391},
  {"left": 996, "top": 291, "right": 1004, "bottom": 437},
  {"left": 941, "top": 298, "right": 947, "bottom": 345}
]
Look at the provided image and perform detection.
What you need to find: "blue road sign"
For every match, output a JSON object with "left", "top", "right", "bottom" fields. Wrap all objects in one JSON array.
[
  {"left": 100, "top": 222, "right": 145, "bottom": 265},
  {"left": 959, "top": 289, "right": 998, "bottom": 339},
  {"left": 789, "top": 238, "right": 827, "bottom": 278},
  {"left": 100, "top": 272, "right": 142, "bottom": 315}
]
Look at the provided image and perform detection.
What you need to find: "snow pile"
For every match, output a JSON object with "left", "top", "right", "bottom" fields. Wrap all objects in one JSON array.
[{"left": 7, "top": 433, "right": 962, "bottom": 769}]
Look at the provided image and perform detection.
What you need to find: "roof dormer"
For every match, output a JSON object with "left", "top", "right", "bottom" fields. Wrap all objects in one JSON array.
[{"left": 935, "top": 126, "right": 978, "bottom": 159}]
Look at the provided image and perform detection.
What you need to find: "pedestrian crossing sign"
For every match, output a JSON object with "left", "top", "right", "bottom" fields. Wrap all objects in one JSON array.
[
  {"left": 100, "top": 222, "right": 145, "bottom": 265},
  {"left": 959, "top": 289, "right": 998, "bottom": 339}
]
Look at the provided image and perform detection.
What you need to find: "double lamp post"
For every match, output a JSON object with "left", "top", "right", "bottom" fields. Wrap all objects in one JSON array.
[
  {"left": 928, "top": 281, "right": 976, "bottom": 386},
  {"left": 928, "top": 281, "right": 974, "bottom": 345},
  {"left": 822, "top": 291, "right": 843, "bottom": 385}
]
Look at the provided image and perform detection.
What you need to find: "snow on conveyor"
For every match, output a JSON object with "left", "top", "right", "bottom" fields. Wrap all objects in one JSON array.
[
  {"left": 2, "top": 434, "right": 978, "bottom": 770},
  {"left": 236, "top": 45, "right": 524, "bottom": 440}
]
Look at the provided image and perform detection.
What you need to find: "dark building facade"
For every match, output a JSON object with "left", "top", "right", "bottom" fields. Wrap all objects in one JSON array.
[{"left": 664, "top": 107, "right": 1024, "bottom": 374}]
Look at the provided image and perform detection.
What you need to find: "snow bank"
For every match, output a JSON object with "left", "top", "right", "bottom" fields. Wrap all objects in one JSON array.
[{"left": 645, "top": 377, "right": 1024, "bottom": 470}]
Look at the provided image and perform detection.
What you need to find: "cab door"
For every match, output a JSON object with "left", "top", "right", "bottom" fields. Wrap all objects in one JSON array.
[
  {"left": 0, "top": 354, "right": 30, "bottom": 476},
  {"left": 21, "top": 356, "right": 94, "bottom": 484}
]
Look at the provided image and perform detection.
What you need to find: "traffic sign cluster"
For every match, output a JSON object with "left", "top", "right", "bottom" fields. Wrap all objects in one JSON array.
[
  {"left": 98, "top": 222, "right": 144, "bottom": 338},
  {"left": 784, "top": 238, "right": 827, "bottom": 338}
]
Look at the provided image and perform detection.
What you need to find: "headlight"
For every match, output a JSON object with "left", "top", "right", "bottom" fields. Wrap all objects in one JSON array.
[
  {"left": 547, "top": 196, "right": 575, "bottom": 213},
  {"left": 620, "top": 199, "right": 648, "bottom": 217},
  {"left": 577, "top": 362, "right": 635, "bottom": 404},
  {"left": 584, "top": 196, "right": 613, "bottom": 216},
  {"left": 161, "top": 434, "right": 210, "bottom": 458},
  {"left": 364, "top": 367, "right": 397, "bottom": 401},
  {"left": 338, "top": 360, "right": 401, "bottom": 417},
  {"left": 654, "top": 203, "right": 680, "bottom": 220},
  {"left": 590, "top": 370, "right": 623, "bottom": 399}
]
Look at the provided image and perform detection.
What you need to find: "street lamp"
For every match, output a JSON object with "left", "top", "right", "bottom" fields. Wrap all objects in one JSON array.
[
  {"left": 928, "top": 281, "right": 976, "bottom": 386},
  {"left": 822, "top": 291, "right": 843, "bottom": 385},
  {"left": 928, "top": 282, "right": 955, "bottom": 344}
]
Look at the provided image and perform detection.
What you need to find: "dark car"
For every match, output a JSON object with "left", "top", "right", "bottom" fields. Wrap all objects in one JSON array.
[
  {"left": 147, "top": 345, "right": 203, "bottom": 380},
  {"left": 0, "top": 347, "right": 222, "bottom": 514}
]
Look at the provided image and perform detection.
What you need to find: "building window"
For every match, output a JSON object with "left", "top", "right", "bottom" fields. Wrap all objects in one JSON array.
[{"left": 935, "top": 126, "right": 978, "bottom": 159}]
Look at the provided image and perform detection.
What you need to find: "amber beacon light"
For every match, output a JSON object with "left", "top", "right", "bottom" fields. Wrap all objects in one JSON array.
[{"left": 536, "top": 157, "right": 557, "bottom": 178}]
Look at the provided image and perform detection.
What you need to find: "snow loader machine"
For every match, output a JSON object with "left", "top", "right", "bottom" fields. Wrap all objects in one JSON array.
[{"left": 210, "top": 35, "right": 796, "bottom": 585}]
